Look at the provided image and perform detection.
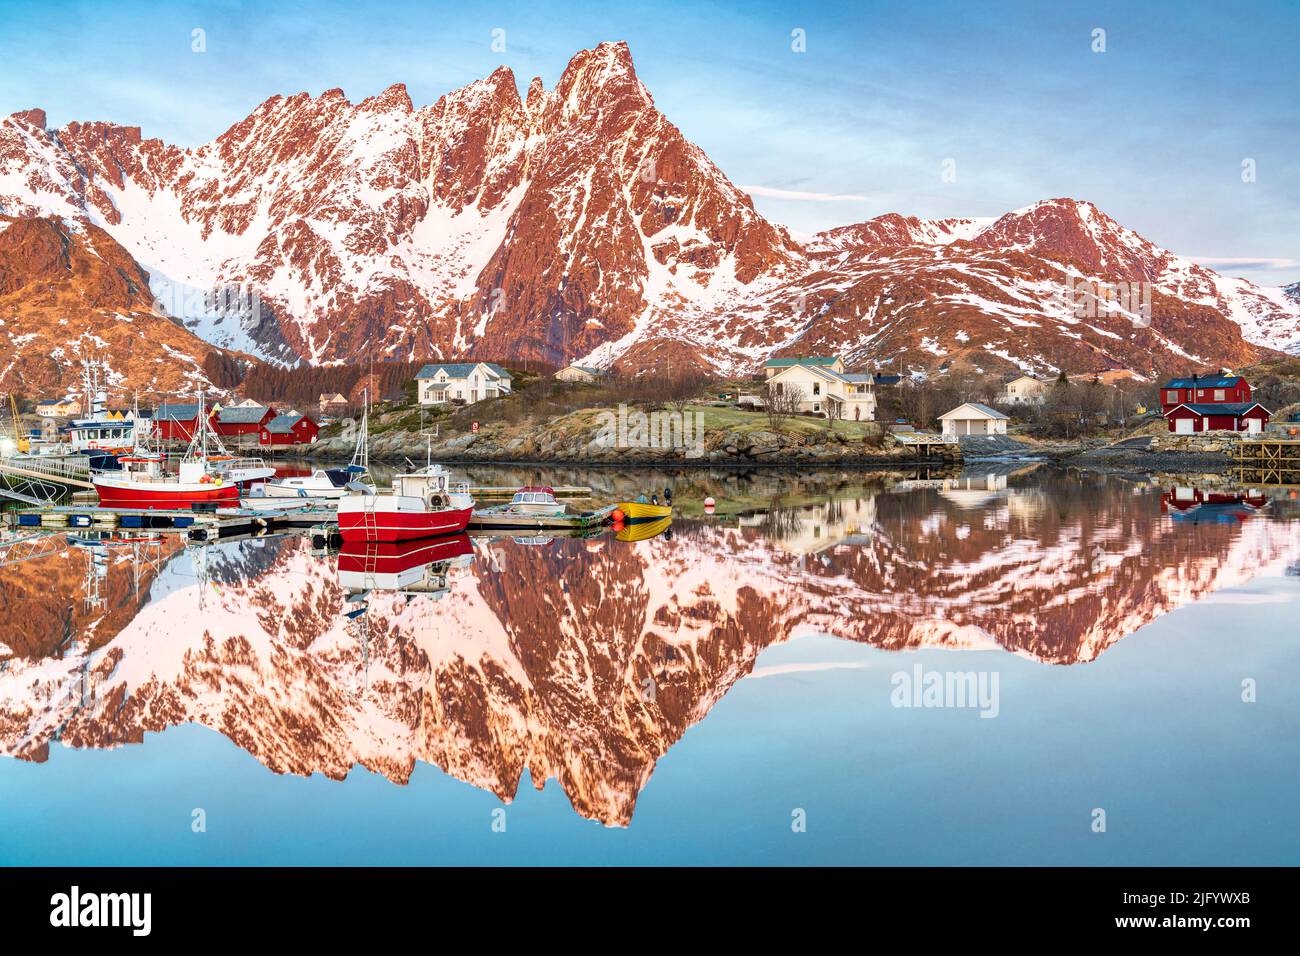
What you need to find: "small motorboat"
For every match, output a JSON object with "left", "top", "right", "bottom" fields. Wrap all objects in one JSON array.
[
  {"left": 205, "top": 454, "right": 276, "bottom": 486},
  {"left": 504, "top": 486, "right": 567, "bottom": 516},
  {"left": 264, "top": 466, "right": 366, "bottom": 499},
  {"left": 617, "top": 488, "right": 673, "bottom": 523}
]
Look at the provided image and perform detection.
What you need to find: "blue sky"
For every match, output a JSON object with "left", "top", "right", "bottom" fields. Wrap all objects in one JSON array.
[{"left": 2, "top": 0, "right": 1297, "bottom": 284}]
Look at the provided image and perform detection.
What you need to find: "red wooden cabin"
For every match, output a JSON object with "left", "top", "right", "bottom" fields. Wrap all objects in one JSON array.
[
  {"left": 210, "top": 404, "right": 276, "bottom": 437},
  {"left": 1164, "top": 402, "right": 1270, "bottom": 434},
  {"left": 258, "top": 413, "right": 320, "bottom": 446},
  {"left": 1160, "top": 372, "right": 1252, "bottom": 413}
]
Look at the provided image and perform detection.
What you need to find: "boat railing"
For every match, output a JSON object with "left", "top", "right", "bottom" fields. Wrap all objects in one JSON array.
[
  {"left": 0, "top": 454, "right": 92, "bottom": 480},
  {"left": 450, "top": 482, "right": 471, "bottom": 495},
  {"left": 209, "top": 456, "right": 268, "bottom": 471}
]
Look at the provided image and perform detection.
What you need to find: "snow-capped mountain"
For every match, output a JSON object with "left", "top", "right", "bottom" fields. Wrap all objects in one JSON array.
[
  {"left": 1, "top": 41, "right": 1297, "bottom": 385},
  {"left": 0, "top": 215, "right": 224, "bottom": 393}
]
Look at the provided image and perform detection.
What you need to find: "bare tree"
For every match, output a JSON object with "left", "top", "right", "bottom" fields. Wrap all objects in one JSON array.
[
  {"left": 665, "top": 369, "right": 701, "bottom": 416},
  {"left": 761, "top": 381, "right": 802, "bottom": 430}
]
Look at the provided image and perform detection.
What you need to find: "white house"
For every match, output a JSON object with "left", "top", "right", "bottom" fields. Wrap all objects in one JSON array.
[
  {"left": 555, "top": 363, "right": 605, "bottom": 384},
  {"left": 938, "top": 402, "right": 1010, "bottom": 436},
  {"left": 415, "top": 362, "right": 513, "bottom": 406},
  {"left": 36, "top": 397, "right": 81, "bottom": 418},
  {"left": 763, "top": 356, "right": 875, "bottom": 421},
  {"left": 996, "top": 375, "right": 1048, "bottom": 405}
]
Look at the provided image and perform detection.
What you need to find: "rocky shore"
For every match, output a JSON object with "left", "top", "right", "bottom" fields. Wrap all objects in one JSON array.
[
  {"left": 1059, "top": 432, "right": 1242, "bottom": 475},
  {"left": 307, "top": 413, "right": 963, "bottom": 468}
]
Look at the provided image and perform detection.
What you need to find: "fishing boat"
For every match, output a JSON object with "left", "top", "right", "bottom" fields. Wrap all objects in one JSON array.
[
  {"left": 91, "top": 455, "right": 240, "bottom": 509},
  {"left": 616, "top": 489, "right": 673, "bottom": 523},
  {"left": 64, "top": 361, "right": 147, "bottom": 454},
  {"left": 91, "top": 389, "right": 238, "bottom": 509},
  {"left": 337, "top": 463, "right": 473, "bottom": 543}
]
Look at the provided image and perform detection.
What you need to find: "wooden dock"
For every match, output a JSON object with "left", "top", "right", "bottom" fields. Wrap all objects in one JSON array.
[
  {"left": 467, "top": 503, "right": 617, "bottom": 531},
  {"left": 465, "top": 485, "right": 593, "bottom": 499},
  {"left": 1237, "top": 438, "right": 1300, "bottom": 486},
  {"left": 5, "top": 504, "right": 337, "bottom": 541}
]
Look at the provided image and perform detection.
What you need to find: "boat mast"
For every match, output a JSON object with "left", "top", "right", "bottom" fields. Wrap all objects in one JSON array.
[{"left": 350, "top": 387, "right": 370, "bottom": 474}]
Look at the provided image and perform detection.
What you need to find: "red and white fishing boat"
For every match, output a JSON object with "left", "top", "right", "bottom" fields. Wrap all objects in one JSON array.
[
  {"left": 337, "top": 463, "right": 473, "bottom": 543},
  {"left": 91, "top": 389, "right": 239, "bottom": 509},
  {"left": 92, "top": 456, "right": 240, "bottom": 508}
]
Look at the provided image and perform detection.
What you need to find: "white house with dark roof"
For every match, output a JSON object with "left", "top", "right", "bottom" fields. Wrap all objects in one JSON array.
[
  {"left": 762, "top": 356, "right": 875, "bottom": 421},
  {"left": 555, "top": 362, "right": 605, "bottom": 384},
  {"left": 415, "top": 362, "right": 513, "bottom": 406},
  {"left": 938, "top": 402, "right": 1010, "bottom": 436}
]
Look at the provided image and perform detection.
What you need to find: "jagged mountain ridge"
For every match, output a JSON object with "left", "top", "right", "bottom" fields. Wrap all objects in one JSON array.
[{"left": 1, "top": 41, "right": 1297, "bottom": 386}]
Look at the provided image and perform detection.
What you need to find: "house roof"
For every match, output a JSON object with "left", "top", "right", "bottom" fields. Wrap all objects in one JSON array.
[
  {"left": 214, "top": 405, "right": 271, "bottom": 424},
  {"left": 1164, "top": 374, "right": 1244, "bottom": 389},
  {"left": 319, "top": 392, "right": 348, "bottom": 403},
  {"left": 1164, "top": 402, "right": 1269, "bottom": 417},
  {"left": 156, "top": 403, "right": 202, "bottom": 420},
  {"left": 938, "top": 402, "right": 1010, "bottom": 421},
  {"left": 872, "top": 373, "right": 903, "bottom": 386},
  {"left": 566, "top": 364, "right": 603, "bottom": 375},
  {"left": 842, "top": 373, "right": 875, "bottom": 383},
  {"left": 416, "top": 362, "right": 512, "bottom": 380},
  {"left": 1004, "top": 375, "right": 1043, "bottom": 386},
  {"left": 763, "top": 356, "right": 839, "bottom": 369},
  {"left": 264, "top": 413, "right": 310, "bottom": 433}
]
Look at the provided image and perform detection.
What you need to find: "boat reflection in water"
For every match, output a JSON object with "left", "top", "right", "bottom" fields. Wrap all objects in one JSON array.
[
  {"left": 336, "top": 534, "right": 474, "bottom": 599},
  {"left": 1162, "top": 485, "right": 1271, "bottom": 523},
  {"left": 615, "top": 517, "right": 672, "bottom": 542}
]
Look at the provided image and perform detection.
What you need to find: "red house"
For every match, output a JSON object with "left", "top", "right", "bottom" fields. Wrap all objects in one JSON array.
[
  {"left": 259, "top": 413, "right": 320, "bottom": 446},
  {"left": 154, "top": 402, "right": 206, "bottom": 442},
  {"left": 1164, "top": 402, "right": 1271, "bottom": 434},
  {"left": 210, "top": 403, "right": 276, "bottom": 438},
  {"left": 1160, "top": 372, "right": 1252, "bottom": 413}
]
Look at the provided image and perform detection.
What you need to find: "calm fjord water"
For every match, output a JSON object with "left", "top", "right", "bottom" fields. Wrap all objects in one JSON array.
[{"left": 1, "top": 465, "right": 1298, "bottom": 865}]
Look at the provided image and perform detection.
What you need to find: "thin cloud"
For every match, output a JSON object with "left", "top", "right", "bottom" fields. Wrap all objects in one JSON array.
[
  {"left": 1189, "top": 256, "right": 1300, "bottom": 270},
  {"left": 742, "top": 185, "right": 870, "bottom": 202}
]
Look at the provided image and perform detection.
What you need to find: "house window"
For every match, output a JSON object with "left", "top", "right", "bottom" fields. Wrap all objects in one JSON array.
[
  {"left": 1166, "top": 390, "right": 1178, "bottom": 402},
  {"left": 813, "top": 383, "right": 821, "bottom": 396},
  {"left": 1214, "top": 389, "right": 1225, "bottom": 401}
]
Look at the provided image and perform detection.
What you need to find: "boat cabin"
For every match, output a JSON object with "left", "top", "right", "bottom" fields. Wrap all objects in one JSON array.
[{"left": 512, "top": 486, "right": 557, "bottom": 505}]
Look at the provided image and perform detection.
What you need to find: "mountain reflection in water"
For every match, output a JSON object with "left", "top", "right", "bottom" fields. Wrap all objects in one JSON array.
[{"left": 1, "top": 467, "right": 1298, "bottom": 827}]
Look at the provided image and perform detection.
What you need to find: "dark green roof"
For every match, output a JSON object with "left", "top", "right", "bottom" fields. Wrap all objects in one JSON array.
[
  {"left": 763, "top": 356, "right": 840, "bottom": 368},
  {"left": 416, "top": 362, "right": 512, "bottom": 380}
]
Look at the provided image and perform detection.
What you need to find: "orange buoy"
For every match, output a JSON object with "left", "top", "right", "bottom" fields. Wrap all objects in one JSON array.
[{"left": 611, "top": 509, "right": 625, "bottom": 523}]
